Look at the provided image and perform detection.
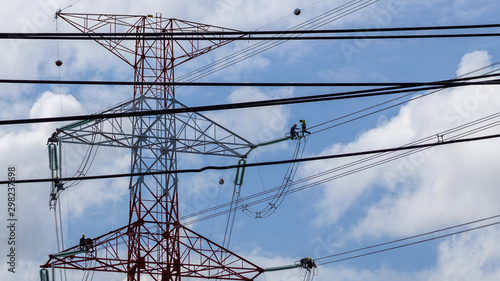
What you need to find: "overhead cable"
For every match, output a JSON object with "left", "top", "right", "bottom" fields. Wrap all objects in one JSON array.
[
  {"left": 1, "top": 132, "right": 500, "bottom": 186},
  {"left": 4, "top": 33, "right": 500, "bottom": 41},
  {"left": 317, "top": 219, "right": 500, "bottom": 265},
  {"left": 314, "top": 205, "right": 500, "bottom": 262},
  {"left": 3, "top": 23, "right": 500, "bottom": 40},
  {"left": 1, "top": 74, "right": 500, "bottom": 126},
  {"left": 181, "top": 113, "right": 500, "bottom": 224},
  {"left": 309, "top": 63, "right": 500, "bottom": 133},
  {"left": 2, "top": 74, "right": 500, "bottom": 87},
  {"left": 177, "top": 0, "right": 380, "bottom": 83}
]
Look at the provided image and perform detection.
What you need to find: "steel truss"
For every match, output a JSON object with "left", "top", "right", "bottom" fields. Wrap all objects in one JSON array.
[{"left": 42, "top": 12, "right": 262, "bottom": 281}]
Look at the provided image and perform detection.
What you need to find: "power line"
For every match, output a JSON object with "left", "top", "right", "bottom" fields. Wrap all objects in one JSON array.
[
  {"left": 4, "top": 23, "right": 500, "bottom": 40},
  {"left": 1, "top": 74, "right": 500, "bottom": 126},
  {"left": 309, "top": 63, "right": 500, "bottom": 133},
  {"left": 314, "top": 214, "right": 500, "bottom": 262},
  {"left": 5, "top": 33, "right": 500, "bottom": 41},
  {"left": 317, "top": 220, "right": 500, "bottom": 266},
  {"left": 2, "top": 77, "right": 500, "bottom": 87},
  {"left": 181, "top": 112, "right": 500, "bottom": 224},
  {"left": 177, "top": 0, "right": 380, "bottom": 83},
  {"left": 2, "top": 132, "right": 500, "bottom": 186},
  {"left": 252, "top": 207, "right": 500, "bottom": 269}
]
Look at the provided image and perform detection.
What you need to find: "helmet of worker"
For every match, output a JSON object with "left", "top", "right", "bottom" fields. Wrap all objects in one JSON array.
[{"left": 82, "top": 234, "right": 85, "bottom": 237}]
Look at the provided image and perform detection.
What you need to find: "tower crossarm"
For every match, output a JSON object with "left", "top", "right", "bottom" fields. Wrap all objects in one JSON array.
[
  {"left": 58, "top": 118, "right": 134, "bottom": 148},
  {"left": 56, "top": 98, "right": 255, "bottom": 156},
  {"left": 41, "top": 222, "right": 264, "bottom": 281},
  {"left": 57, "top": 99, "right": 138, "bottom": 148},
  {"left": 56, "top": 12, "right": 246, "bottom": 69},
  {"left": 172, "top": 99, "right": 254, "bottom": 157}
]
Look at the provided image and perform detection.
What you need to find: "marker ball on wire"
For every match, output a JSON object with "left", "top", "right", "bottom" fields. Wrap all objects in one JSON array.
[
  {"left": 294, "top": 8, "right": 301, "bottom": 15},
  {"left": 218, "top": 179, "right": 224, "bottom": 185},
  {"left": 55, "top": 60, "right": 63, "bottom": 66}
]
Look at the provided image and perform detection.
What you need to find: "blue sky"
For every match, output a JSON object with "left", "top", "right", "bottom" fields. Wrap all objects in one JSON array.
[{"left": 2, "top": 0, "right": 500, "bottom": 280}]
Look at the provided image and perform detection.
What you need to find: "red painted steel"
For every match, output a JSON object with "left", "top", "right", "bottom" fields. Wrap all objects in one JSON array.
[{"left": 41, "top": 13, "right": 262, "bottom": 281}]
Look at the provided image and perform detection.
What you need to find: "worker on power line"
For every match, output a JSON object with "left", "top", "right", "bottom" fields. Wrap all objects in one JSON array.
[
  {"left": 80, "top": 234, "right": 86, "bottom": 250},
  {"left": 299, "top": 119, "right": 310, "bottom": 136},
  {"left": 85, "top": 237, "right": 94, "bottom": 252},
  {"left": 290, "top": 124, "right": 298, "bottom": 140},
  {"left": 46, "top": 131, "right": 59, "bottom": 145}
]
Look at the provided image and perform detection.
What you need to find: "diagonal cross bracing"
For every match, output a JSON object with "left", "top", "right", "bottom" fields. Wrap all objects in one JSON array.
[
  {"left": 43, "top": 12, "right": 262, "bottom": 281},
  {"left": 57, "top": 98, "right": 254, "bottom": 156}
]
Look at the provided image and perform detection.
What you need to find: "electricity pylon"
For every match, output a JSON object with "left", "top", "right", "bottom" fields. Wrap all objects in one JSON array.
[{"left": 41, "top": 12, "right": 263, "bottom": 281}]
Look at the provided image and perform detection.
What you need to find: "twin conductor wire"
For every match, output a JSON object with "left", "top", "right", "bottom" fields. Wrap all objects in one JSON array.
[
  {"left": 1, "top": 72, "right": 500, "bottom": 126},
  {"left": 3, "top": 23, "right": 500, "bottom": 40}
]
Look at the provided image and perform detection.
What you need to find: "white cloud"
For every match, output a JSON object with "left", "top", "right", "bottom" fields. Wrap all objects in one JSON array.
[
  {"left": 305, "top": 50, "right": 500, "bottom": 240},
  {"left": 456, "top": 50, "right": 492, "bottom": 77},
  {"left": 304, "top": 102, "right": 417, "bottom": 226},
  {"left": 0, "top": 91, "right": 79, "bottom": 279},
  {"left": 352, "top": 51, "right": 500, "bottom": 239},
  {"left": 0, "top": 91, "right": 129, "bottom": 280},
  {"left": 292, "top": 49, "right": 500, "bottom": 281},
  {"left": 208, "top": 87, "right": 292, "bottom": 146},
  {"left": 428, "top": 226, "right": 500, "bottom": 280},
  {"left": 30, "top": 91, "right": 83, "bottom": 118}
]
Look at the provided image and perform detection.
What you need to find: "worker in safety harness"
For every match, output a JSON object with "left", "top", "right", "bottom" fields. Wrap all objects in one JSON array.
[
  {"left": 299, "top": 119, "right": 310, "bottom": 136},
  {"left": 79, "top": 234, "right": 86, "bottom": 250},
  {"left": 46, "top": 131, "right": 58, "bottom": 145},
  {"left": 85, "top": 237, "right": 94, "bottom": 252},
  {"left": 79, "top": 234, "right": 94, "bottom": 252},
  {"left": 290, "top": 124, "right": 298, "bottom": 140},
  {"left": 299, "top": 257, "right": 316, "bottom": 272}
]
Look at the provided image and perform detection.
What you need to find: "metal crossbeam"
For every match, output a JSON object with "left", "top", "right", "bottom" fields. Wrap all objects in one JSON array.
[{"left": 42, "top": 12, "right": 261, "bottom": 281}]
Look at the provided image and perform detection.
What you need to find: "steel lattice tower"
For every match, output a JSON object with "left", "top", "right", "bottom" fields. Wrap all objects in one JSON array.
[{"left": 41, "top": 12, "right": 263, "bottom": 281}]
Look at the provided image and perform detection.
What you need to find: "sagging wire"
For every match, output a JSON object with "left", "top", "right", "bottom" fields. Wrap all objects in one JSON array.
[
  {"left": 315, "top": 216, "right": 500, "bottom": 266},
  {"left": 181, "top": 111, "right": 500, "bottom": 225},
  {"left": 238, "top": 135, "right": 307, "bottom": 218},
  {"left": 217, "top": 0, "right": 350, "bottom": 248},
  {"left": 263, "top": 214, "right": 500, "bottom": 275}
]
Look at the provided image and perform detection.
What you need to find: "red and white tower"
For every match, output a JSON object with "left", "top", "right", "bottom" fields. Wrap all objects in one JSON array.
[{"left": 41, "top": 12, "right": 263, "bottom": 281}]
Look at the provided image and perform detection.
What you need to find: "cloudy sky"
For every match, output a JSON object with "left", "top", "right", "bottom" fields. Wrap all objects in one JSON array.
[{"left": 2, "top": 0, "right": 500, "bottom": 280}]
